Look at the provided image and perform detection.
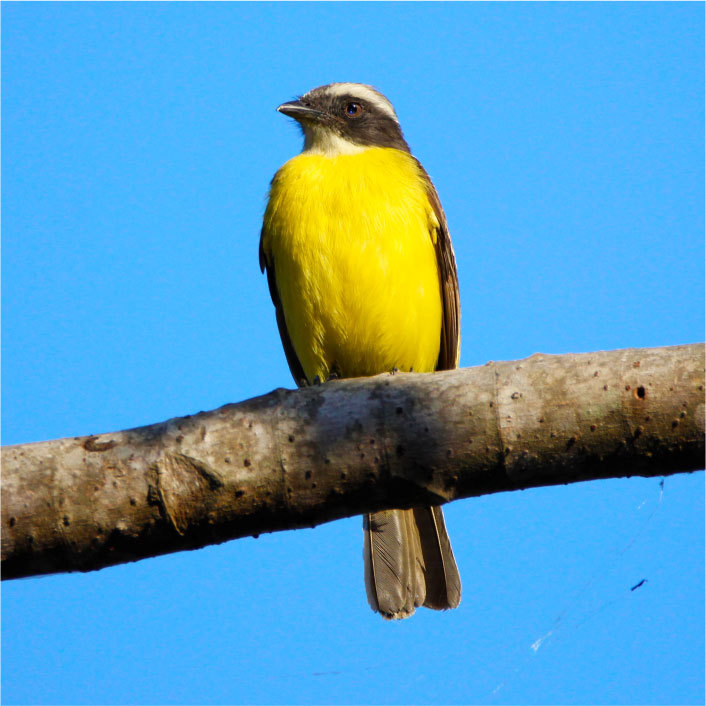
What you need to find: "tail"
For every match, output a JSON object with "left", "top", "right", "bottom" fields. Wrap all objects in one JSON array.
[{"left": 363, "top": 506, "right": 461, "bottom": 619}]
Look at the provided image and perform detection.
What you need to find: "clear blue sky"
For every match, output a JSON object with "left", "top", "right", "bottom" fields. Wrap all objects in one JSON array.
[{"left": 2, "top": 3, "right": 704, "bottom": 705}]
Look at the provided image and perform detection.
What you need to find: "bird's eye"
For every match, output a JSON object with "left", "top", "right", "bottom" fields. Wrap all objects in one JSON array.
[{"left": 345, "top": 102, "right": 363, "bottom": 117}]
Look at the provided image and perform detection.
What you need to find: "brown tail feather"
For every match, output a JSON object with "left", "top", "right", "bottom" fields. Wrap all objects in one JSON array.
[
  {"left": 364, "top": 506, "right": 461, "bottom": 619},
  {"left": 413, "top": 506, "right": 462, "bottom": 610}
]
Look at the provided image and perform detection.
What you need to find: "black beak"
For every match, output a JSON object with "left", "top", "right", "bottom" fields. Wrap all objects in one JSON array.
[{"left": 277, "top": 100, "right": 325, "bottom": 122}]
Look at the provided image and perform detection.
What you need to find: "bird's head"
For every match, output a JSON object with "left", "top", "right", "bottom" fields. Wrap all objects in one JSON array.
[{"left": 277, "top": 83, "right": 410, "bottom": 156}]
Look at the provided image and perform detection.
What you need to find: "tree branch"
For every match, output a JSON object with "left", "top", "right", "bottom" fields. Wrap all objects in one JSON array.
[{"left": 2, "top": 343, "right": 703, "bottom": 580}]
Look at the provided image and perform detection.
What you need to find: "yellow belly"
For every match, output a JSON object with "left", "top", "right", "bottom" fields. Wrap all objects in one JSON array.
[{"left": 262, "top": 147, "right": 442, "bottom": 383}]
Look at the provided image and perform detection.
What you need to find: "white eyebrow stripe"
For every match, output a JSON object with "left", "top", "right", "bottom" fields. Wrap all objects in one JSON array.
[{"left": 316, "top": 83, "right": 399, "bottom": 123}]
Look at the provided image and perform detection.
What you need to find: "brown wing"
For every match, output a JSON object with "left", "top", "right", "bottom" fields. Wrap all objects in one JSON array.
[
  {"left": 415, "top": 159, "right": 461, "bottom": 371},
  {"left": 259, "top": 231, "right": 309, "bottom": 387}
]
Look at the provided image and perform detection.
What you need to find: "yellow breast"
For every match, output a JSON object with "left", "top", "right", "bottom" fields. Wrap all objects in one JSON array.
[{"left": 261, "top": 147, "right": 442, "bottom": 383}]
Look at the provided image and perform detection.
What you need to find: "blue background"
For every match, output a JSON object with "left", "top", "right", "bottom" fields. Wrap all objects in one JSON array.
[{"left": 2, "top": 3, "right": 704, "bottom": 704}]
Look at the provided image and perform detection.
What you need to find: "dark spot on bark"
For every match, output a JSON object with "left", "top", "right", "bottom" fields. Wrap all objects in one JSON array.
[
  {"left": 235, "top": 490, "right": 245, "bottom": 498},
  {"left": 224, "top": 456, "right": 231, "bottom": 463},
  {"left": 369, "top": 439, "right": 376, "bottom": 445},
  {"left": 396, "top": 445, "right": 405, "bottom": 456},
  {"left": 396, "top": 406, "right": 403, "bottom": 414},
  {"left": 590, "top": 424, "right": 597, "bottom": 431},
  {"left": 243, "top": 458, "right": 251, "bottom": 467},
  {"left": 305, "top": 470, "right": 312, "bottom": 480},
  {"left": 129, "top": 497, "right": 137, "bottom": 505},
  {"left": 9, "top": 517, "right": 16, "bottom": 528},
  {"left": 634, "top": 426, "right": 644, "bottom": 438},
  {"left": 83, "top": 437, "right": 117, "bottom": 452},
  {"left": 603, "top": 384, "right": 609, "bottom": 391},
  {"left": 288, "top": 435, "right": 295, "bottom": 443},
  {"left": 340, "top": 471, "right": 347, "bottom": 479},
  {"left": 311, "top": 483, "right": 317, "bottom": 489},
  {"left": 539, "top": 417, "right": 545, "bottom": 423},
  {"left": 672, "top": 420, "right": 679, "bottom": 428},
  {"left": 625, "top": 385, "right": 631, "bottom": 391},
  {"left": 489, "top": 401, "right": 494, "bottom": 408},
  {"left": 644, "top": 416, "right": 651, "bottom": 422},
  {"left": 566, "top": 436, "right": 577, "bottom": 448},
  {"left": 511, "top": 392, "right": 522, "bottom": 400},
  {"left": 680, "top": 410, "right": 687, "bottom": 418},
  {"left": 325, "top": 458, "right": 331, "bottom": 465},
  {"left": 634, "top": 386, "right": 646, "bottom": 400},
  {"left": 593, "top": 371, "right": 599, "bottom": 377}
]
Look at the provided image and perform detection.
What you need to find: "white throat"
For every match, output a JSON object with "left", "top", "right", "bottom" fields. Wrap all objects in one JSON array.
[{"left": 301, "top": 124, "right": 367, "bottom": 156}]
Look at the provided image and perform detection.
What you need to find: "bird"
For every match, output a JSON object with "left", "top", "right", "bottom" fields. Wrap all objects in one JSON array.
[{"left": 259, "top": 83, "right": 461, "bottom": 619}]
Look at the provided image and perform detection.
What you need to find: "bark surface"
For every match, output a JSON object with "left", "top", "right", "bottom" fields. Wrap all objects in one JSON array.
[{"left": 2, "top": 343, "right": 703, "bottom": 580}]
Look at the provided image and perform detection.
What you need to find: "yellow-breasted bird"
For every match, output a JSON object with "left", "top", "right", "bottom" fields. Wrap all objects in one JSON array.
[{"left": 260, "top": 83, "right": 461, "bottom": 619}]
